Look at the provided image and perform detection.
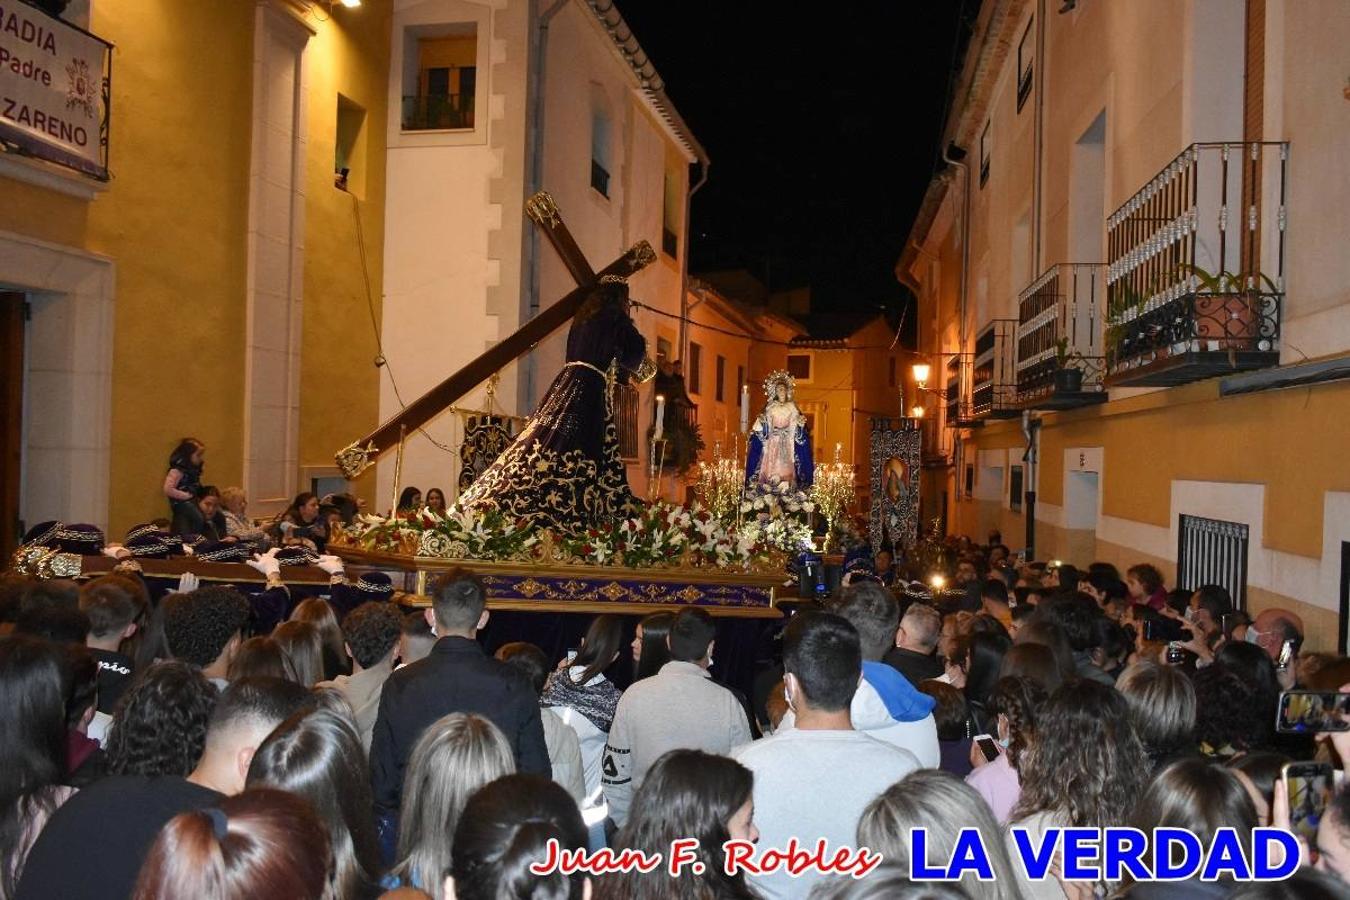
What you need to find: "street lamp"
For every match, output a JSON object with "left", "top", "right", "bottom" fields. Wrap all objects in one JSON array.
[{"left": 911, "top": 363, "right": 931, "bottom": 390}]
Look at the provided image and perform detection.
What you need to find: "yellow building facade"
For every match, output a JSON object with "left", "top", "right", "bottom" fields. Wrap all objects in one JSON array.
[
  {"left": 899, "top": 0, "right": 1350, "bottom": 649},
  {"left": 0, "top": 0, "right": 391, "bottom": 548},
  {"left": 789, "top": 316, "right": 908, "bottom": 478}
]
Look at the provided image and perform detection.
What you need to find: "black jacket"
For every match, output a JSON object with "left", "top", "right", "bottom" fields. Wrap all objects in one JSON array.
[
  {"left": 370, "top": 635, "right": 550, "bottom": 813},
  {"left": 883, "top": 646, "right": 945, "bottom": 686},
  {"left": 17, "top": 776, "right": 221, "bottom": 900}
]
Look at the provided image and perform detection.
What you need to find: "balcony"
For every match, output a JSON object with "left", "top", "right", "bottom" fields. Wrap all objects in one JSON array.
[
  {"left": 402, "top": 93, "right": 475, "bottom": 131},
  {"left": 971, "top": 320, "right": 1018, "bottom": 419},
  {"left": 943, "top": 353, "right": 980, "bottom": 428},
  {"left": 1014, "top": 263, "right": 1109, "bottom": 410},
  {"left": 1106, "top": 142, "right": 1287, "bottom": 386}
]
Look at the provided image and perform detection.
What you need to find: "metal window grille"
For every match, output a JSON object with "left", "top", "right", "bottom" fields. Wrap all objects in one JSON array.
[{"left": 1177, "top": 514, "right": 1250, "bottom": 610}]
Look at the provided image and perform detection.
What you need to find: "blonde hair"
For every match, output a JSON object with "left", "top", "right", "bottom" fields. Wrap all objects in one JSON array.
[
  {"left": 859, "top": 770, "right": 1023, "bottom": 900},
  {"left": 220, "top": 486, "right": 247, "bottom": 511},
  {"left": 391, "top": 713, "right": 515, "bottom": 900}
]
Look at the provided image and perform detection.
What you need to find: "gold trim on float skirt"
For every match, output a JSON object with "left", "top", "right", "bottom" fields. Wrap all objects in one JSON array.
[{"left": 334, "top": 546, "right": 784, "bottom": 618}]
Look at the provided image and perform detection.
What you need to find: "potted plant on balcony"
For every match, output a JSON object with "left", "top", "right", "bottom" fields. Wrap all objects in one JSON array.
[
  {"left": 1053, "top": 337, "right": 1084, "bottom": 393},
  {"left": 1181, "top": 264, "right": 1277, "bottom": 354}
]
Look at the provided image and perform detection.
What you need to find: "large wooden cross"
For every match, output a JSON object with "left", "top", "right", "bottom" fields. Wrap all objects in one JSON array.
[{"left": 335, "top": 192, "right": 656, "bottom": 478}]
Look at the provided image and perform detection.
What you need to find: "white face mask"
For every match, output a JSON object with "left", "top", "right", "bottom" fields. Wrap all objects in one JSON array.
[{"left": 1246, "top": 627, "right": 1264, "bottom": 645}]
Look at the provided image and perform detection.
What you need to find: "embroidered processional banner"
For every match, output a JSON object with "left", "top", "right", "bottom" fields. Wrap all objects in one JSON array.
[
  {"left": 458, "top": 414, "right": 517, "bottom": 493},
  {"left": 869, "top": 418, "right": 921, "bottom": 556}
]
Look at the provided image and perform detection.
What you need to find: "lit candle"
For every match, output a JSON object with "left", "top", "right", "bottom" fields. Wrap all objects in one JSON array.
[
  {"left": 739, "top": 384, "right": 750, "bottom": 433},
  {"left": 654, "top": 394, "right": 666, "bottom": 441}
]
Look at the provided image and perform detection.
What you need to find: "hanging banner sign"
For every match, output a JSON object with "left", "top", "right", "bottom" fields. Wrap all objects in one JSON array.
[{"left": 0, "top": 2, "right": 111, "bottom": 179}]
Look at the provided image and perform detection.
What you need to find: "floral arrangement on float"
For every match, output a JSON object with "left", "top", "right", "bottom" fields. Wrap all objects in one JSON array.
[
  {"left": 737, "top": 477, "right": 816, "bottom": 554},
  {"left": 334, "top": 501, "right": 795, "bottom": 573}
]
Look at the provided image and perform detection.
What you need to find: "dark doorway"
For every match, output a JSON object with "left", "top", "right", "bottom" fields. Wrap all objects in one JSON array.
[
  {"left": 0, "top": 292, "right": 24, "bottom": 556},
  {"left": 1339, "top": 542, "right": 1350, "bottom": 656}
]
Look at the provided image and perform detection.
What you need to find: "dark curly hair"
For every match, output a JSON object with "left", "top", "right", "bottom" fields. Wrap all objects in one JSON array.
[
  {"left": 986, "top": 675, "right": 1045, "bottom": 769},
  {"left": 1193, "top": 663, "right": 1264, "bottom": 756},
  {"left": 162, "top": 587, "right": 250, "bottom": 668},
  {"left": 340, "top": 602, "right": 403, "bottom": 670},
  {"left": 1012, "top": 679, "right": 1149, "bottom": 829},
  {"left": 104, "top": 661, "right": 219, "bottom": 777}
]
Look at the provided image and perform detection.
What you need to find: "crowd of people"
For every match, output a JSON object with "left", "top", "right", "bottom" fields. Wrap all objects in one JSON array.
[{"left": 3, "top": 444, "right": 1350, "bottom": 897}]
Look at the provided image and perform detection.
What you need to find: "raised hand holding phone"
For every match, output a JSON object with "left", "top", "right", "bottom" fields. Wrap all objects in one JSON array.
[
  {"left": 1315, "top": 683, "right": 1350, "bottom": 770},
  {"left": 1271, "top": 776, "right": 1312, "bottom": 869},
  {"left": 969, "top": 733, "right": 1000, "bottom": 769}
]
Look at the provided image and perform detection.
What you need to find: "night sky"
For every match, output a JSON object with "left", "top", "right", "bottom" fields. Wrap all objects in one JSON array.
[{"left": 617, "top": 2, "right": 977, "bottom": 327}]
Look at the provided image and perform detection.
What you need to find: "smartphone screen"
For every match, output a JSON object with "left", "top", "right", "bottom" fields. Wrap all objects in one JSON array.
[
  {"left": 973, "top": 734, "right": 1000, "bottom": 763},
  {"left": 1276, "top": 639, "right": 1295, "bottom": 672},
  {"left": 1277, "top": 691, "right": 1350, "bottom": 733},
  {"left": 1284, "top": 762, "right": 1333, "bottom": 845},
  {"left": 1165, "top": 642, "right": 1185, "bottom": 664}
]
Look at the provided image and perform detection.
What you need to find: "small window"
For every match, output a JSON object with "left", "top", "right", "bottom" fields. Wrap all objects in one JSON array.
[
  {"left": 688, "top": 343, "right": 702, "bottom": 395},
  {"left": 979, "top": 121, "right": 991, "bottom": 188},
  {"left": 591, "top": 108, "right": 612, "bottom": 198},
  {"left": 1016, "top": 19, "right": 1034, "bottom": 112},
  {"left": 964, "top": 464, "right": 975, "bottom": 498},
  {"left": 334, "top": 95, "right": 367, "bottom": 195},
  {"left": 1010, "top": 465, "right": 1024, "bottom": 513},
  {"left": 786, "top": 353, "right": 812, "bottom": 382},
  {"left": 402, "top": 24, "right": 477, "bottom": 131},
  {"left": 715, "top": 355, "right": 726, "bottom": 402},
  {"left": 662, "top": 170, "right": 680, "bottom": 258},
  {"left": 736, "top": 364, "right": 745, "bottom": 395}
]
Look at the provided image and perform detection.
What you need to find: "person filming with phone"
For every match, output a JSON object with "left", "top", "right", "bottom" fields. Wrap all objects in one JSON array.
[{"left": 1272, "top": 682, "right": 1350, "bottom": 884}]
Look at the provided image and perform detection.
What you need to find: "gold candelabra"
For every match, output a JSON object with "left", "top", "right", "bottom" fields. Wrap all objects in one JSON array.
[
  {"left": 696, "top": 439, "right": 743, "bottom": 522},
  {"left": 811, "top": 443, "right": 855, "bottom": 552}
]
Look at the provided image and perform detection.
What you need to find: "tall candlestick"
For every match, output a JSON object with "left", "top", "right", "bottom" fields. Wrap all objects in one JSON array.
[
  {"left": 835, "top": 442, "right": 842, "bottom": 463},
  {"left": 739, "top": 384, "right": 750, "bottom": 433},
  {"left": 654, "top": 395, "right": 666, "bottom": 442}
]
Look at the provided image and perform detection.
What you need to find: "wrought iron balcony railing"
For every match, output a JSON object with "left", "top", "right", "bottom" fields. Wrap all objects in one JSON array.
[
  {"left": 943, "top": 353, "right": 978, "bottom": 428},
  {"left": 1014, "top": 263, "right": 1108, "bottom": 409},
  {"left": 402, "top": 93, "right": 476, "bottom": 131},
  {"left": 971, "top": 320, "right": 1018, "bottom": 419},
  {"left": 1105, "top": 142, "right": 1287, "bottom": 386}
]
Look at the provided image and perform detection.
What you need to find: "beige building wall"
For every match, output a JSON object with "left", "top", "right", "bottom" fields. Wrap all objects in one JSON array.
[
  {"left": 905, "top": 0, "right": 1350, "bottom": 650},
  {"left": 376, "top": 0, "right": 696, "bottom": 505}
]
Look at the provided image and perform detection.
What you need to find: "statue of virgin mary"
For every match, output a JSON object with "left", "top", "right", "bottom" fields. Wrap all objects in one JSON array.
[{"left": 744, "top": 371, "right": 814, "bottom": 489}]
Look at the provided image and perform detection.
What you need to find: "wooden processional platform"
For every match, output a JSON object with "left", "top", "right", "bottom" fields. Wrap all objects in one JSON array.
[
  {"left": 334, "top": 547, "right": 786, "bottom": 619},
  {"left": 76, "top": 552, "right": 785, "bottom": 618}
]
